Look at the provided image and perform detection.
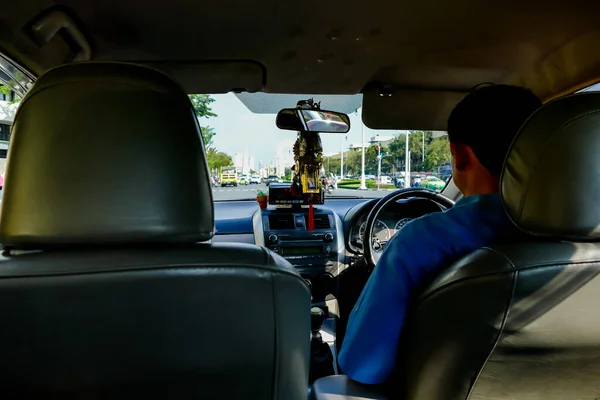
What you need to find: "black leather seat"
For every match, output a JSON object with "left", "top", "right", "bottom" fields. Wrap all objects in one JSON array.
[
  {"left": 312, "top": 92, "right": 600, "bottom": 400},
  {"left": 0, "top": 62, "right": 311, "bottom": 399}
]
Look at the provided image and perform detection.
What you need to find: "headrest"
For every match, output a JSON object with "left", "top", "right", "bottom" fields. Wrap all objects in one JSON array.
[
  {"left": 0, "top": 62, "right": 214, "bottom": 249},
  {"left": 501, "top": 92, "right": 600, "bottom": 241}
]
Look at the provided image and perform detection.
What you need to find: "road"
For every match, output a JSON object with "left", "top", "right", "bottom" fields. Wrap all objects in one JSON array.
[{"left": 212, "top": 183, "right": 393, "bottom": 201}]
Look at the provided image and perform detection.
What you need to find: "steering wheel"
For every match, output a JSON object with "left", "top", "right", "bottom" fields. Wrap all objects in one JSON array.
[{"left": 363, "top": 188, "right": 455, "bottom": 269}]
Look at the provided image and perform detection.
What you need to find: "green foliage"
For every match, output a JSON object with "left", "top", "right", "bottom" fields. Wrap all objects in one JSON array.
[
  {"left": 424, "top": 137, "right": 451, "bottom": 172},
  {"left": 366, "top": 181, "right": 395, "bottom": 189},
  {"left": 344, "top": 151, "right": 362, "bottom": 175},
  {"left": 324, "top": 131, "right": 451, "bottom": 179},
  {"left": 0, "top": 84, "right": 21, "bottom": 105},
  {"left": 206, "top": 148, "right": 233, "bottom": 171},
  {"left": 336, "top": 179, "right": 395, "bottom": 190},
  {"left": 371, "top": 131, "right": 451, "bottom": 174},
  {"left": 256, "top": 189, "right": 267, "bottom": 196},
  {"left": 387, "top": 131, "right": 431, "bottom": 172},
  {"left": 201, "top": 126, "right": 216, "bottom": 149},
  {"left": 189, "top": 94, "right": 217, "bottom": 119},
  {"left": 324, "top": 155, "right": 341, "bottom": 175},
  {"left": 337, "top": 179, "right": 361, "bottom": 186},
  {"left": 189, "top": 94, "right": 217, "bottom": 150}
]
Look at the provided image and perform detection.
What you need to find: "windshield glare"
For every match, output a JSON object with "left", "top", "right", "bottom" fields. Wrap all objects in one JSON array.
[{"left": 198, "top": 93, "right": 450, "bottom": 201}]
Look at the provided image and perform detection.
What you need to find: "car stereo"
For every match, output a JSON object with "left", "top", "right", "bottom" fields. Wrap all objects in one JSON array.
[{"left": 260, "top": 209, "right": 337, "bottom": 265}]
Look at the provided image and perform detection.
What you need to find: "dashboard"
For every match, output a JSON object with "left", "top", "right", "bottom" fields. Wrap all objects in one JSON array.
[{"left": 213, "top": 196, "right": 447, "bottom": 278}]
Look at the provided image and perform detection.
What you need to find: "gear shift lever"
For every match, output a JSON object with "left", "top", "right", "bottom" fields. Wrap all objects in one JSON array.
[
  {"left": 309, "top": 306, "right": 334, "bottom": 384},
  {"left": 311, "top": 307, "right": 326, "bottom": 336}
]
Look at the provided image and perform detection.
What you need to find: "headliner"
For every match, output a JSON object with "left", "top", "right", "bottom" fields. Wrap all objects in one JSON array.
[{"left": 1, "top": 1, "right": 600, "bottom": 128}]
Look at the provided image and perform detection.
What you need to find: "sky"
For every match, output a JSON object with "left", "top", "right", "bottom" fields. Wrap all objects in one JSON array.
[{"left": 202, "top": 93, "right": 399, "bottom": 167}]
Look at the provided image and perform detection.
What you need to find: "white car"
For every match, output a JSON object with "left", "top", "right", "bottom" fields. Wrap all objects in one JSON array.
[
  {"left": 249, "top": 175, "right": 261, "bottom": 184},
  {"left": 380, "top": 176, "right": 392, "bottom": 184}
]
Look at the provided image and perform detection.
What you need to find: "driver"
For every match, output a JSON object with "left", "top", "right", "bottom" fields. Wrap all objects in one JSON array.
[{"left": 338, "top": 85, "right": 542, "bottom": 385}]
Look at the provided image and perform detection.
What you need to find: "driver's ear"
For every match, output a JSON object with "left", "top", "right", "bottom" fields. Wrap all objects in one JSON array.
[{"left": 450, "top": 142, "right": 472, "bottom": 171}]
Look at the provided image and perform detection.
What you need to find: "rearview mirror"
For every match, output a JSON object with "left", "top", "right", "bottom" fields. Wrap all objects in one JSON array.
[{"left": 276, "top": 108, "right": 350, "bottom": 133}]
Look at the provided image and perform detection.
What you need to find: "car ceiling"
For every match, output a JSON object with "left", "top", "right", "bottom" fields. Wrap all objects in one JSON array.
[{"left": 2, "top": 0, "right": 600, "bottom": 129}]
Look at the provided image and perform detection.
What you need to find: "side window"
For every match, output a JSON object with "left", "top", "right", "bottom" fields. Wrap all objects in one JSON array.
[
  {"left": 0, "top": 53, "right": 35, "bottom": 198},
  {"left": 577, "top": 82, "right": 600, "bottom": 92}
]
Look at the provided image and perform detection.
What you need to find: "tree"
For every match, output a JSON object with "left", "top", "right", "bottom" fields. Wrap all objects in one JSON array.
[
  {"left": 189, "top": 94, "right": 217, "bottom": 150},
  {"left": 201, "top": 126, "right": 216, "bottom": 149},
  {"left": 344, "top": 151, "right": 361, "bottom": 175},
  {"left": 0, "top": 84, "right": 21, "bottom": 105},
  {"left": 363, "top": 144, "right": 395, "bottom": 175},
  {"left": 206, "top": 148, "right": 233, "bottom": 172},
  {"left": 387, "top": 131, "right": 433, "bottom": 172},
  {"left": 189, "top": 94, "right": 217, "bottom": 118},
  {"left": 324, "top": 155, "right": 341, "bottom": 175},
  {"left": 424, "top": 137, "right": 451, "bottom": 172}
]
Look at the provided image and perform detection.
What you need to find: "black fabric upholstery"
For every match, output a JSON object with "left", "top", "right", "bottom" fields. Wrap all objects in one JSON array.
[
  {"left": 1, "top": 62, "right": 215, "bottom": 248},
  {"left": 313, "top": 93, "right": 600, "bottom": 399},
  {"left": 501, "top": 92, "right": 600, "bottom": 240},
  {"left": 0, "top": 243, "right": 311, "bottom": 399},
  {"left": 0, "top": 62, "right": 311, "bottom": 399}
]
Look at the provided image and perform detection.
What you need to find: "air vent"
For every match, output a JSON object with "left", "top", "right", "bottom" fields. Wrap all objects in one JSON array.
[
  {"left": 313, "top": 214, "right": 331, "bottom": 229},
  {"left": 268, "top": 214, "right": 294, "bottom": 230}
]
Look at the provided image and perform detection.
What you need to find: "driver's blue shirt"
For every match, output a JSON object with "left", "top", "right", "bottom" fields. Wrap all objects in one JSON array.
[{"left": 338, "top": 193, "right": 521, "bottom": 384}]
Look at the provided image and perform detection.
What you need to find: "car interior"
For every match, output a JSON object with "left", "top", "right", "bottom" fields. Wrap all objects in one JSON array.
[{"left": 1, "top": 1, "right": 600, "bottom": 399}]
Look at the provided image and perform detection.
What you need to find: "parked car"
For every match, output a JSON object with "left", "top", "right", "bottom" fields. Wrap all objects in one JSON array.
[
  {"left": 249, "top": 175, "right": 261, "bottom": 184},
  {"left": 420, "top": 176, "right": 446, "bottom": 191},
  {"left": 379, "top": 175, "right": 392, "bottom": 184}
]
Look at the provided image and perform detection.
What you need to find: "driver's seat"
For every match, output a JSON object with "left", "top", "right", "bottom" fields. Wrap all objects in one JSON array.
[{"left": 312, "top": 92, "right": 600, "bottom": 400}]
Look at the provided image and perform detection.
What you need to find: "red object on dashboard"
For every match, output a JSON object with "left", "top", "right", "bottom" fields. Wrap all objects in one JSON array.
[{"left": 307, "top": 204, "right": 315, "bottom": 230}]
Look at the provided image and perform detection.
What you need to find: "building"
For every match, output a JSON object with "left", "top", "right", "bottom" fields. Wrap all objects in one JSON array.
[
  {"left": 348, "top": 143, "right": 367, "bottom": 152},
  {"left": 369, "top": 133, "right": 395, "bottom": 146},
  {"left": 233, "top": 150, "right": 255, "bottom": 175}
]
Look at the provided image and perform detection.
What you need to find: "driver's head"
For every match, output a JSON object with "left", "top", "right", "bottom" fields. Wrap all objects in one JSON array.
[{"left": 447, "top": 84, "right": 542, "bottom": 196}]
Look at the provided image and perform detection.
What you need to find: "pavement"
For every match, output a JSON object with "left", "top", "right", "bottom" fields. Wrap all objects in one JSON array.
[{"left": 212, "top": 183, "right": 393, "bottom": 201}]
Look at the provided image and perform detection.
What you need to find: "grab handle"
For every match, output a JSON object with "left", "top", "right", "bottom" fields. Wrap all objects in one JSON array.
[{"left": 31, "top": 10, "right": 91, "bottom": 62}]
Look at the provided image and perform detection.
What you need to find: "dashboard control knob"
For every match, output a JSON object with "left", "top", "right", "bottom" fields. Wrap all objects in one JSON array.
[
  {"left": 324, "top": 232, "right": 334, "bottom": 242},
  {"left": 268, "top": 234, "right": 278, "bottom": 244}
]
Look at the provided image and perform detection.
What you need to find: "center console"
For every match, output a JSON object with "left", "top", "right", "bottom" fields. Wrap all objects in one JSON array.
[
  {"left": 253, "top": 205, "right": 343, "bottom": 384},
  {"left": 253, "top": 206, "right": 345, "bottom": 301},
  {"left": 264, "top": 211, "right": 337, "bottom": 264}
]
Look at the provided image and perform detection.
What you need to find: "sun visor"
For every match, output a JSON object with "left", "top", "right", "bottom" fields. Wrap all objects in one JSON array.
[
  {"left": 235, "top": 93, "right": 363, "bottom": 114},
  {"left": 362, "top": 87, "right": 467, "bottom": 130},
  {"left": 142, "top": 61, "right": 265, "bottom": 94}
]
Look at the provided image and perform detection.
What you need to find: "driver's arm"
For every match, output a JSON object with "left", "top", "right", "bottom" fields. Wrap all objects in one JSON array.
[{"left": 338, "top": 214, "right": 453, "bottom": 385}]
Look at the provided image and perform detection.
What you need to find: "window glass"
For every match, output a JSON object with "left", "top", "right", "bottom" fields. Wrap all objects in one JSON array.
[
  {"left": 193, "top": 92, "right": 450, "bottom": 201},
  {"left": 0, "top": 52, "right": 34, "bottom": 198}
]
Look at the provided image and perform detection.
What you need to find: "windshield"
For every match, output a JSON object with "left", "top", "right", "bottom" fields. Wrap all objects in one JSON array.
[
  {"left": 198, "top": 93, "right": 451, "bottom": 201},
  {"left": 0, "top": 90, "right": 451, "bottom": 201}
]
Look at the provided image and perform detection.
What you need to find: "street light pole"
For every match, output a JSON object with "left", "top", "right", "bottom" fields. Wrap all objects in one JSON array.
[
  {"left": 377, "top": 142, "right": 382, "bottom": 179},
  {"left": 340, "top": 135, "right": 344, "bottom": 179},
  {"left": 422, "top": 131, "right": 425, "bottom": 167},
  {"left": 404, "top": 130, "right": 410, "bottom": 188},
  {"left": 359, "top": 109, "right": 367, "bottom": 190}
]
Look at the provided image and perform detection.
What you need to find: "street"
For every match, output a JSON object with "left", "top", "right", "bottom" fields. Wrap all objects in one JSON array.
[{"left": 212, "top": 184, "right": 393, "bottom": 201}]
